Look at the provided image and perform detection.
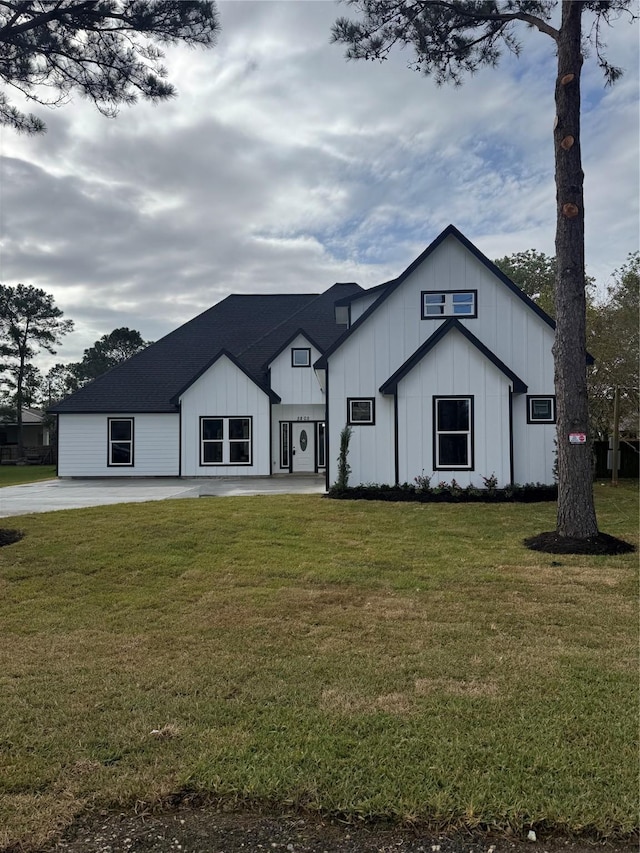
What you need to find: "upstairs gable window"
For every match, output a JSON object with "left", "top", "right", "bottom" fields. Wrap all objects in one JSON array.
[
  {"left": 422, "top": 290, "right": 477, "bottom": 319},
  {"left": 291, "top": 347, "right": 311, "bottom": 367}
]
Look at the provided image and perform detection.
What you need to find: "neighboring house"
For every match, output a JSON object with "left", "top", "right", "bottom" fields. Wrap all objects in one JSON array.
[
  {"left": 0, "top": 408, "right": 52, "bottom": 462},
  {"left": 50, "top": 225, "right": 559, "bottom": 486}
]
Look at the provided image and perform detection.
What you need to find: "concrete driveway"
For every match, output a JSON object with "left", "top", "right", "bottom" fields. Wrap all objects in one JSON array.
[{"left": 0, "top": 476, "right": 326, "bottom": 518}]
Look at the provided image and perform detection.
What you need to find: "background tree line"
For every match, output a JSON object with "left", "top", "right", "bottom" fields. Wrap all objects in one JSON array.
[
  {"left": 1, "top": 254, "right": 637, "bottom": 452},
  {"left": 0, "top": 282, "right": 150, "bottom": 455},
  {"left": 494, "top": 249, "right": 639, "bottom": 441}
]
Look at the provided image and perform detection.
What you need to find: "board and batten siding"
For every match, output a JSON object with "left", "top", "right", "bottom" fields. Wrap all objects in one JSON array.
[
  {"left": 396, "top": 328, "right": 512, "bottom": 486},
  {"left": 348, "top": 289, "right": 386, "bottom": 325},
  {"left": 327, "top": 330, "right": 395, "bottom": 487},
  {"left": 513, "top": 395, "right": 556, "bottom": 485},
  {"left": 57, "top": 413, "right": 179, "bottom": 477},
  {"left": 269, "top": 334, "right": 324, "bottom": 405},
  {"left": 179, "top": 354, "right": 271, "bottom": 476},
  {"left": 326, "top": 234, "right": 556, "bottom": 486}
]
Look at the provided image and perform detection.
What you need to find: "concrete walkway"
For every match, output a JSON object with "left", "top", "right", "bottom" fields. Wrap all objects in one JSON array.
[{"left": 0, "top": 475, "right": 326, "bottom": 518}]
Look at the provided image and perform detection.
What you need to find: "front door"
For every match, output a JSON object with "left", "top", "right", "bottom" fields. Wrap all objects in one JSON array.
[{"left": 292, "top": 423, "right": 315, "bottom": 472}]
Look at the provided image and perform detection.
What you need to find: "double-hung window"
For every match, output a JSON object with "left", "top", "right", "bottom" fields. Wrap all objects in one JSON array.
[
  {"left": 434, "top": 397, "right": 473, "bottom": 469},
  {"left": 108, "top": 418, "right": 134, "bottom": 466},
  {"left": 422, "top": 290, "right": 477, "bottom": 319},
  {"left": 201, "top": 418, "right": 224, "bottom": 463},
  {"left": 201, "top": 417, "right": 252, "bottom": 466}
]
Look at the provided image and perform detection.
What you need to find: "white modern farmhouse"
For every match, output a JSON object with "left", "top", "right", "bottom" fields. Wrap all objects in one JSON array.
[{"left": 51, "top": 225, "right": 559, "bottom": 487}]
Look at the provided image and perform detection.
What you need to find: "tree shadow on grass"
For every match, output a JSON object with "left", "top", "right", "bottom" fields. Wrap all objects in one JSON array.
[{"left": 0, "top": 528, "right": 24, "bottom": 547}]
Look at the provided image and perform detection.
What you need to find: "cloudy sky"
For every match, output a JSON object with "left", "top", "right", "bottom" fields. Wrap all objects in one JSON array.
[{"left": 0, "top": 1, "right": 638, "bottom": 369}]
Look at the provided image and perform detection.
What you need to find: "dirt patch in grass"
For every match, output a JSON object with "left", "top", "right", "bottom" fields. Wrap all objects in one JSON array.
[
  {"left": 47, "top": 805, "right": 639, "bottom": 853},
  {"left": 524, "top": 531, "right": 635, "bottom": 555},
  {"left": 0, "top": 528, "right": 24, "bottom": 547}
]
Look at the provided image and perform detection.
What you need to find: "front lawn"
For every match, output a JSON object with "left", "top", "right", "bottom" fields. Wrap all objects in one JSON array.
[
  {"left": 0, "top": 464, "right": 56, "bottom": 487},
  {"left": 0, "top": 483, "right": 637, "bottom": 850}
]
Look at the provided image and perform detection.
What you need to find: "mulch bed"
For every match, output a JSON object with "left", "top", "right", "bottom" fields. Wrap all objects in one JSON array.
[
  {"left": 524, "top": 531, "right": 635, "bottom": 555},
  {"left": 0, "top": 528, "right": 24, "bottom": 547}
]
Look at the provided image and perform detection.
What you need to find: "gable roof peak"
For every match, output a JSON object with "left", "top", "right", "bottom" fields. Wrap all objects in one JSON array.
[
  {"left": 379, "top": 318, "right": 527, "bottom": 395},
  {"left": 317, "top": 224, "right": 556, "bottom": 367}
]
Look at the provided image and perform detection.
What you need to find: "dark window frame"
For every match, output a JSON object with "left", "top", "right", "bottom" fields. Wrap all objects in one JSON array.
[
  {"left": 421, "top": 290, "right": 478, "bottom": 320},
  {"left": 527, "top": 395, "right": 556, "bottom": 424},
  {"left": 347, "top": 397, "right": 375, "bottom": 425},
  {"left": 291, "top": 347, "right": 311, "bottom": 367},
  {"left": 107, "top": 417, "right": 134, "bottom": 467},
  {"left": 433, "top": 396, "right": 474, "bottom": 471},
  {"left": 200, "top": 416, "right": 253, "bottom": 466}
]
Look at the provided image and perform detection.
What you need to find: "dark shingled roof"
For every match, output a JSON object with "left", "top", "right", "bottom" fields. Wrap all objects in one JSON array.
[{"left": 51, "top": 285, "right": 362, "bottom": 414}]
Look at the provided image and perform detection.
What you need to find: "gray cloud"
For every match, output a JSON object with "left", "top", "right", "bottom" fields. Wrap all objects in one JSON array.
[{"left": 0, "top": 0, "right": 637, "bottom": 369}]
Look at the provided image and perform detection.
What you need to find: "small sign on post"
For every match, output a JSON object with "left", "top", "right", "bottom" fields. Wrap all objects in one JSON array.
[{"left": 568, "top": 432, "right": 587, "bottom": 445}]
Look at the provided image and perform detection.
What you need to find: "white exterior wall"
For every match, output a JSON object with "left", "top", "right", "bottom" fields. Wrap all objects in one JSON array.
[
  {"left": 269, "top": 334, "right": 324, "bottom": 405},
  {"left": 513, "top": 396, "right": 556, "bottom": 484},
  {"left": 327, "top": 235, "right": 556, "bottom": 486},
  {"left": 397, "top": 330, "right": 512, "bottom": 487},
  {"left": 271, "top": 403, "right": 325, "bottom": 471},
  {"left": 349, "top": 290, "right": 386, "bottom": 324},
  {"left": 327, "top": 330, "right": 396, "bottom": 486},
  {"left": 180, "top": 355, "right": 271, "bottom": 476},
  {"left": 57, "top": 413, "right": 179, "bottom": 477}
]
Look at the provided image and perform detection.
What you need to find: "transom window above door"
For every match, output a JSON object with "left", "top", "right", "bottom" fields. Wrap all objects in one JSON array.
[{"left": 422, "top": 290, "right": 477, "bottom": 319}]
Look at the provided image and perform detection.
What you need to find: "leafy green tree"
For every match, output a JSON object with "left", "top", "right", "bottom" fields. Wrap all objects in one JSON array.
[
  {"left": 494, "top": 249, "right": 596, "bottom": 319},
  {"left": 496, "top": 249, "right": 635, "bottom": 438},
  {"left": 588, "top": 253, "right": 639, "bottom": 440},
  {"left": 0, "top": 1, "right": 220, "bottom": 133},
  {"left": 43, "top": 362, "right": 79, "bottom": 404},
  {"left": 72, "top": 326, "right": 151, "bottom": 386},
  {"left": 0, "top": 284, "right": 73, "bottom": 457},
  {"left": 332, "top": 0, "right": 636, "bottom": 541}
]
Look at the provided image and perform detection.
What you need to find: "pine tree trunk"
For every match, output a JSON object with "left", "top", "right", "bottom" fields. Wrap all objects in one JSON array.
[{"left": 553, "top": 1, "right": 598, "bottom": 538}]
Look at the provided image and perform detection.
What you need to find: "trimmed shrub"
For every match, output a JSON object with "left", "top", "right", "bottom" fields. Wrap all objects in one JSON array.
[{"left": 327, "top": 481, "right": 557, "bottom": 503}]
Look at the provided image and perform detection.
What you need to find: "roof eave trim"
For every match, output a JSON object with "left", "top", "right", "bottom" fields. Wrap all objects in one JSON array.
[
  {"left": 170, "top": 349, "right": 281, "bottom": 404},
  {"left": 262, "top": 328, "right": 325, "bottom": 371},
  {"left": 379, "top": 318, "right": 528, "bottom": 395},
  {"left": 323, "top": 224, "right": 558, "bottom": 366}
]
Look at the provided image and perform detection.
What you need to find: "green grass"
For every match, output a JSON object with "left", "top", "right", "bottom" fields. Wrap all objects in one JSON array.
[
  {"left": 0, "top": 483, "right": 637, "bottom": 850},
  {"left": 0, "top": 464, "right": 56, "bottom": 487}
]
